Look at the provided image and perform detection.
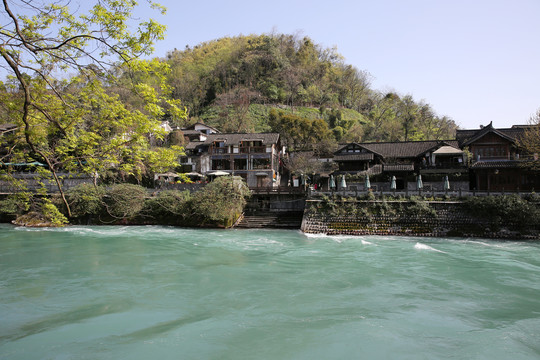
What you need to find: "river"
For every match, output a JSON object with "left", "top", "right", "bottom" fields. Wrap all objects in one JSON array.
[{"left": 1, "top": 224, "right": 539, "bottom": 359}]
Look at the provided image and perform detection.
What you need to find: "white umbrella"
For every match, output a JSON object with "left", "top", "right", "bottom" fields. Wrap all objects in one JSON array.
[
  {"left": 390, "top": 176, "right": 396, "bottom": 190},
  {"left": 340, "top": 175, "right": 347, "bottom": 189},
  {"left": 207, "top": 170, "right": 230, "bottom": 176},
  {"left": 364, "top": 174, "right": 371, "bottom": 190},
  {"left": 443, "top": 175, "right": 450, "bottom": 191},
  {"left": 416, "top": 175, "right": 423, "bottom": 190}
]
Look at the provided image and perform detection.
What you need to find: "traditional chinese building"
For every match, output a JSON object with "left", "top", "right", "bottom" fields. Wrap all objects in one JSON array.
[
  {"left": 184, "top": 133, "right": 283, "bottom": 188},
  {"left": 456, "top": 122, "right": 539, "bottom": 191},
  {"left": 333, "top": 140, "right": 466, "bottom": 190}
]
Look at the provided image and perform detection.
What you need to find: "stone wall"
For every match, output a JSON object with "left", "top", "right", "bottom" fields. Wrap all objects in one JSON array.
[{"left": 301, "top": 200, "right": 540, "bottom": 239}]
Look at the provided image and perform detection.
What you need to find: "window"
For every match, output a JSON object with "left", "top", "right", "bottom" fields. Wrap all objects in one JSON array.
[
  {"left": 253, "top": 158, "right": 270, "bottom": 169},
  {"left": 212, "top": 159, "right": 231, "bottom": 170},
  {"left": 234, "top": 159, "right": 247, "bottom": 170},
  {"left": 474, "top": 146, "right": 508, "bottom": 159}
]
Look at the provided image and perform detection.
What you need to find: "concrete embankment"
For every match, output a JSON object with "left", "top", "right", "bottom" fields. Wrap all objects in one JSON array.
[{"left": 301, "top": 199, "right": 540, "bottom": 240}]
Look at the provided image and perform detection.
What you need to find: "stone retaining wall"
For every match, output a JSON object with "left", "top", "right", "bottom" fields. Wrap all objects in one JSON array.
[{"left": 301, "top": 200, "right": 539, "bottom": 239}]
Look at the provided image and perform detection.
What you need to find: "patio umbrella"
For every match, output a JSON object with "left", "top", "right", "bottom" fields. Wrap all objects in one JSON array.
[
  {"left": 340, "top": 175, "right": 347, "bottom": 189},
  {"left": 364, "top": 174, "right": 371, "bottom": 190},
  {"left": 329, "top": 175, "right": 336, "bottom": 189},
  {"left": 207, "top": 170, "right": 230, "bottom": 176},
  {"left": 416, "top": 175, "right": 423, "bottom": 190},
  {"left": 443, "top": 175, "right": 450, "bottom": 191},
  {"left": 390, "top": 176, "right": 396, "bottom": 190}
]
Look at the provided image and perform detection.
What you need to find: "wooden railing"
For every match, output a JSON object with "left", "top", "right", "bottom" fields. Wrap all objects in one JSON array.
[{"left": 209, "top": 146, "right": 268, "bottom": 155}]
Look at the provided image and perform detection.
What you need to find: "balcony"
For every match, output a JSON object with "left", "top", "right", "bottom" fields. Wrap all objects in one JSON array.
[
  {"left": 210, "top": 147, "right": 228, "bottom": 154},
  {"left": 239, "top": 146, "right": 267, "bottom": 154}
]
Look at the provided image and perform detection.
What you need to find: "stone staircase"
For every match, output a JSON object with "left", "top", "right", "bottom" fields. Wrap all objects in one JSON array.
[{"left": 235, "top": 211, "right": 304, "bottom": 229}]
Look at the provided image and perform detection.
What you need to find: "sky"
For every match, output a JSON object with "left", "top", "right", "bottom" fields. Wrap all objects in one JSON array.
[{"left": 139, "top": 0, "right": 540, "bottom": 130}]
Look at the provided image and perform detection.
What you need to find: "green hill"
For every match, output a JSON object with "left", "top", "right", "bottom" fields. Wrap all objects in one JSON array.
[{"left": 160, "top": 33, "right": 457, "bottom": 149}]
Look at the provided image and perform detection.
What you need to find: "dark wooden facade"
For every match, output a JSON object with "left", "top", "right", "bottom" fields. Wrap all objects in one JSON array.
[{"left": 457, "top": 123, "right": 539, "bottom": 191}]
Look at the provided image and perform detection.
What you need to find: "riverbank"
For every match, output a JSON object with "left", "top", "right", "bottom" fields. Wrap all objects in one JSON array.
[{"left": 2, "top": 183, "right": 539, "bottom": 240}]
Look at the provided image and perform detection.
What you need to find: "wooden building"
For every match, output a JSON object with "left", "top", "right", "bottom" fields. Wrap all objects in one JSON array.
[
  {"left": 184, "top": 133, "right": 283, "bottom": 188},
  {"left": 457, "top": 123, "right": 539, "bottom": 191},
  {"left": 333, "top": 140, "right": 466, "bottom": 190}
]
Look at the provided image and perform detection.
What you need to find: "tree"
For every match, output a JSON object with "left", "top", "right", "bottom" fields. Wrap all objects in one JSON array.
[
  {"left": 215, "top": 85, "right": 260, "bottom": 132},
  {"left": 268, "top": 109, "right": 333, "bottom": 151},
  {"left": 518, "top": 108, "right": 540, "bottom": 170},
  {"left": 285, "top": 151, "right": 337, "bottom": 176},
  {"left": 398, "top": 95, "right": 418, "bottom": 141},
  {"left": 336, "top": 65, "right": 371, "bottom": 111},
  {"left": 0, "top": 0, "right": 186, "bottom": 218},
  {"left": 365, "top": 93, "right": 398, "bottom": 141},
  {"left": 342, "top": 122, "right": 365, "bottom": 143}
]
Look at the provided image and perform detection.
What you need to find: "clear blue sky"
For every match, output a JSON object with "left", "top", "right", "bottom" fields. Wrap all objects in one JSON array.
[{"left": 142, "top": 0, "right": 540, "bottom": 130}]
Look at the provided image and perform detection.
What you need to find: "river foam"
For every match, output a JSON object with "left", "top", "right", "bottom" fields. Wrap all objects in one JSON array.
[{"left": 414, "top": 242, "right": 446, "bottom": 253}]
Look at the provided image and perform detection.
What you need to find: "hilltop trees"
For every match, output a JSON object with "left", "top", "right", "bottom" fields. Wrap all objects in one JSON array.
[
  {"left": 162, "top": 33, "right": 457, "bottom": 145},
  {"left": 0, "top": 0, "right": 186, "bottom": 217},
  {"left": 164, "top": 34, "right": 371, "bottom": 114}
]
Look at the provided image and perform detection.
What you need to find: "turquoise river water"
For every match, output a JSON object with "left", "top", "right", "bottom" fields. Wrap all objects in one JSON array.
[{"left": 1, "top": 224, "right": 539, "bottom": 359}]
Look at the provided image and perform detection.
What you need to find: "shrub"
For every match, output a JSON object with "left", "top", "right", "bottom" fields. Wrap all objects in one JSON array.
[
  {"left": 371, "top": 199, "right": 397, "bottom": 217},
  {"left": 464, "top": 195, "right": 540, "bottom": 230},
  {"left": 104, "top": 184, "right": 148, "bottom": 219},
  {"left": 0, "top": 192, "right": 31, "bottom": 216},
  {"left": 66, "top": 183, "right": 106, "bottom": 218},
  {"left": 192, "top": 176, "right": 251, "bottom": 223},
  {"left": 401, "top": 197, "right": 437, "bottom": 218},
  {"left": 143, "top": 190, "right": 193, "bottom": 222}
]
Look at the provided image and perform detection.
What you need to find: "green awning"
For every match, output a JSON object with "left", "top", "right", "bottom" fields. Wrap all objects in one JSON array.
[{"left": 1, "top": 161, "right": 46, "bottom": 167}]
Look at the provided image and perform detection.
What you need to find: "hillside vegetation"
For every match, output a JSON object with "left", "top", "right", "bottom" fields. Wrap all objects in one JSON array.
[{"left": 160, "top": 33, "right": 457, "bottom": 149}]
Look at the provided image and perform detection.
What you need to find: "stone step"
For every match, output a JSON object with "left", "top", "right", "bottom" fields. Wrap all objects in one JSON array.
[{"left": 236, "top": 212, "right": 303, "bottom": 229}]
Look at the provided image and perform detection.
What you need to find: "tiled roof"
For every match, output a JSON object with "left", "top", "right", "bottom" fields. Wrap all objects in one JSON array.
[
  {"left": 360, "top": 140, "right": 459, "bottom": 159},
  {"left": 182, "top": 122, "right": 220, "bottom": 133},
  {"left": 333, "top": 153, "right": 374, "bottom": 161},
  {"left": 335, "top": 143, "right": 360, "bottom": 153},
  {"left": 366, "top": 164, "right": 383, "bottom": 175},
  {"left": 433, "top": 146, "right": 464, "bottom": 155},
  {"left": 185, "top": 141, "right": 205, "bottom": 150},
  {"left": 471, "top": 160, "right": 523, "bottom": 169},
  {"left": 203, "top": 133, "right": 280, "bottom": 145},
  {"left": 182, "top": 130, "right": 203, "bottom": 135},
  {"left": 456, "top": 123, "right": 526, "bottom": 146},
  {"left": 383, "top": 164, "right": 415, "bottom": 172}
]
